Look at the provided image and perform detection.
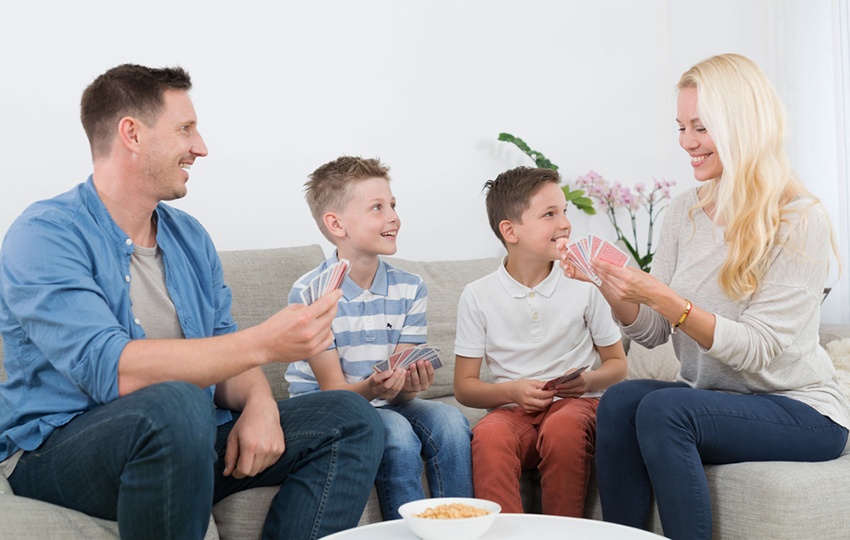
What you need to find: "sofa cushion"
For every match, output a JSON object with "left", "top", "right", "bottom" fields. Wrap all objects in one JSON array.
[{"left": 0, "top": 494, "right": 219, "bottom": 539}]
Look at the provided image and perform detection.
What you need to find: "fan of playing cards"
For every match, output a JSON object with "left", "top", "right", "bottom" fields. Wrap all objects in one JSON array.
[
  {"left": 542, "top": 365, "right": 588, "bottom": 391},
  {"left": 300, "top": 259, "right": 350, "bottom": 305},
  {"left": 558, "top": 234, "right": 629, "bottom": 286},
  {"left": 372, "top": 345, "right": 443, "bottom": 373}
]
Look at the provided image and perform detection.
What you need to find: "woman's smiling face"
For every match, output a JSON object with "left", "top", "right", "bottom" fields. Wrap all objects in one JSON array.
[{"left": 677, "top": 86, "right": 722, "bottom": 182}]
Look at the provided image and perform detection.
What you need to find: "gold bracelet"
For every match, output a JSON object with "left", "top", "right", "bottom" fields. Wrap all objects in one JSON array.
[{"left": 671, "top": 299, "right": 692, "bottom": 334}]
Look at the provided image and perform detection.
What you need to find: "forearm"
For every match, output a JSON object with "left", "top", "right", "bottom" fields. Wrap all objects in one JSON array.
[
  {"left": 647, "top": 289, "right": 715, "bottom": 350},
  {"left": 320, "top": 378, "right": 379, "bottom": 401},
  {"left": 118, "top": 327, "right": 267, "bottom": 396},
  {"left": 215, "top": 367, "right": 277, "bottom": 412},
  {"left": 585, "top": 358, "right": 627, "bottom": 392},
  {"left": 455, "top": 378, "right": 517, "bottom": 409}
]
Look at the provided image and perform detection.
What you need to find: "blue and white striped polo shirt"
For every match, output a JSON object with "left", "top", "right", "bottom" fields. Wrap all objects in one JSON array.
[{"left": 285, "top": 252, "right": 427, "bottom": 405}]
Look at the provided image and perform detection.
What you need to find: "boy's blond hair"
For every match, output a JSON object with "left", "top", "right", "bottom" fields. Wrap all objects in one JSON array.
[
  {"left": 305, "top": 156, "right": 391, "bottom": 242},
  {"left": 483, "top": 166, "right": 562, "bottom": 247}
]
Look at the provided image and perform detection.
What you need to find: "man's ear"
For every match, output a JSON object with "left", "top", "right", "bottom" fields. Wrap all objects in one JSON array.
[
  {"left": 324, "top": 212, "right": 346, "bottom": 239},
  {"left": 117, "top": 116, "right": 141, "bottom": 153},
  {"left": 499, "top": 220, "right": 519, "bottom": 245}
]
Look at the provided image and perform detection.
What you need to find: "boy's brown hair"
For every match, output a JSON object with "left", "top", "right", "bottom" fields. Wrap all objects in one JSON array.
[
  {"left": 484, "top": 166, "right": 562, "bottom": 246},
  {"left": 305, "top": 156, "right": 391, "bottom": 242}
]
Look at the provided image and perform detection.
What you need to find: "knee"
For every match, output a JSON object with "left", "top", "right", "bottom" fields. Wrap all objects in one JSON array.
[
  {"left": 383, "top": 415, "right": 420, "bottom": 457},
  {"left": 431, "top": 405, "right": 472, "bottom": 445},
  {"left": 634, "top": 391, "right": 692, "bottom": 442},
  {"left": 129, "top": 382, "right": 216, "bottom": 454},
  {"left": 323, "top": 391, "right": 385, "bottom": 448}
]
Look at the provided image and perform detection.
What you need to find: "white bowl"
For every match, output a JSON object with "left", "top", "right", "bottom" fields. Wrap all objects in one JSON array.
[{"left": 398, "top": 497, "right": 501, "bottom": 540}]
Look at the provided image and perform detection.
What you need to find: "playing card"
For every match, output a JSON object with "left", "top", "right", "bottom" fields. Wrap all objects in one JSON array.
[
  {"left": 596, "top": 241, "right": 628, "bottom": 267},
  {"left": 542, "top": 366, "right": 588, "bottom": 391},
  {"left": 566, "top": 242, "right": 602, "bottom": 286},
  {"left": 590, "top": 235, "right": 603, "bottom": 258},
  {"left": 372, "top": 359, "right": 390, "bottom": 373},
  {"left": 301, "top": 259, "right": 350, "bottom": 305},
  {"left": 373, "top": 346, "right": 443, "bottom": 372}
]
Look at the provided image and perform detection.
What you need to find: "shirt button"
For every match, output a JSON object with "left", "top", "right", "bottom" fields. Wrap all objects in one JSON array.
[
  {"left": 532, "top": 313, "right": 539, "bottom": 321},
  {"left": 125, "top": 275, "right": 131, "bottom": 282},
  {"left": 134, "top": 318, "right": 141, "bottom": 325},
  {"left": 125, "top": 238, "right": 132, "bottom": 246},
  {"left": 529, "top": 292, "right": 536, "bottom": 298}
]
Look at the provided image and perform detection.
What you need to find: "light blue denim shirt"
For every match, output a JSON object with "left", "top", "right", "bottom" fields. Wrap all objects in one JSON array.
[{"left": 0, "top": 177, "right": 236, "bottom": 461}]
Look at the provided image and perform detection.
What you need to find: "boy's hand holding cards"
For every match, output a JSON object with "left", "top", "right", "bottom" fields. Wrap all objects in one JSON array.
[
  {"left": 542, "top": 366, "right": 589, "bottom": 391},
  {"left": 557, "top": 234, "right": 629, "bottom": 286},
  {"left": 372, "top": 345, "right": 443, "bottom": 373},
  {"left": 300, "top": 259, "right": 350, "bottom": 305}
]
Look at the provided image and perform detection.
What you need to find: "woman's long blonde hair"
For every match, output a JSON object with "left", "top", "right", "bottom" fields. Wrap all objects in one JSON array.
[{"left": 678, "top": 53, "right": 831, "bottom": 300}]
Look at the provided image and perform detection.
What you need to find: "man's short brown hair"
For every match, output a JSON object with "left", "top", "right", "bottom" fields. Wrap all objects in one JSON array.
[
  {"left": 305, "top": 156, "right": 391, "bottom": 242},
  {"left": 80, "top": 64, "right": 192, "bottom": 159},
  {"left": 484, "top": 166, "right": 562, "bottom": 246}
]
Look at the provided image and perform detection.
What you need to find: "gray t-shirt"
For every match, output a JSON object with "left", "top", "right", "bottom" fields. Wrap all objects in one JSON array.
[
  {"left": 621, "top": 188, "right": 850, "bottom": 431},
  {"left": 129, "top": 245, "right": 183, "bottom": 340}
]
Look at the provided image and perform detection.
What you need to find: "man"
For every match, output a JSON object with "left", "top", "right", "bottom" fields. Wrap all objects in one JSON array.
[{"left": 0, "top": 64, "right": 384, "bottom": 540}]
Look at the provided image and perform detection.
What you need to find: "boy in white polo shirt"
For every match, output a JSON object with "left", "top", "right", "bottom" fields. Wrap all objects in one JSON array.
[
  {"left": 453, "top": 166, "right": 627, "bottom": 517},
  {"left": 285, "top": 156, "right": 472, "bottom": 520}
]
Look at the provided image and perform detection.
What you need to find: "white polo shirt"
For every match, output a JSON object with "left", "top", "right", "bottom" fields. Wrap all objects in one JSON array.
[{"left": 454, "top": 259, "right": 621, "bottom": 398}]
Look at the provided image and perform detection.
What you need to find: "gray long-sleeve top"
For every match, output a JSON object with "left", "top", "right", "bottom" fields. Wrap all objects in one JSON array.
[{"left": 621, "top": 188, "right": 850, "bottom": 431}]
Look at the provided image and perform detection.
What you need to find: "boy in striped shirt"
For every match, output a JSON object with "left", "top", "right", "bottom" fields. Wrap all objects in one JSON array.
[{"left": 285, "top": 156, "right": 472, "bottom": 520}]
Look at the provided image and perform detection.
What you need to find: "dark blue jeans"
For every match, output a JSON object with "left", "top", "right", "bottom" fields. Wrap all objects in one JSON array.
[
  {"left": 8, "top": 382, "right": 384, "bottom": 540},
  {"left": 596, "top": 380, "right": 848, "bottom": 540}
]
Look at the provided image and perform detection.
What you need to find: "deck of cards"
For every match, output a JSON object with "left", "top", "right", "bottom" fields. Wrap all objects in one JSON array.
[
  {"left": 558, "top": 234, "right": 629, "bottom": 286},
  {"left": 542, "top": 365, "right": 588, "bottom": 390},
  {"left": 372, "top": 345, "right": 443, "bottom": 373},
  {"left": 299, "top": 259, "right": 350, "bottom": 305}
]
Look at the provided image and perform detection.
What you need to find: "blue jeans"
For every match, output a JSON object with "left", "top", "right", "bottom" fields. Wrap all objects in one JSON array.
[
  {"left": 375, "top": 398, "right": 472, "bottom": 519},
  {"left": 596, "top": 380, "right": 849, "bottom": 540},
  {"left": 8, "top": 382, "right": 384, "bottom": 540}
]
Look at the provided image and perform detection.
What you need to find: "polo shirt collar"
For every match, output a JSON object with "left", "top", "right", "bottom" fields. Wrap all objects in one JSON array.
[
  {"left": 336, "top": 251, "right": 389, "bottom": 300},
  {"left": 496, "top": 257, "right": 560, "bottom": 299}
]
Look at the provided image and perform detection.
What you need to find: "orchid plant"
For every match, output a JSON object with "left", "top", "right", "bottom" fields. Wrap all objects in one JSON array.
[{"left": 574, "top": 171, "right": 675, "bottom": 273}]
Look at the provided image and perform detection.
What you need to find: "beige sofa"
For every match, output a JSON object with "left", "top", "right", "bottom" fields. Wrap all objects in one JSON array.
[{"left": 1, "top": 243, "right": 850, "bottom": 539}]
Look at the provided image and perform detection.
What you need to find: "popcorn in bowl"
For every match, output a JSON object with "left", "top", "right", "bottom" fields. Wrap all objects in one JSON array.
[{"left": 398, "top": 497, "right": 501, "bottom": 540}]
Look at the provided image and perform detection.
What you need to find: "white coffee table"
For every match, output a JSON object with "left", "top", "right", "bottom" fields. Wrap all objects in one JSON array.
[{"left": 323, "top": 514, "right": 665, "bottom": 539}]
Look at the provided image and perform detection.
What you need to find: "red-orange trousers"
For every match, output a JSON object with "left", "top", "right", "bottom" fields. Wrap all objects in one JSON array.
[{"left": 471, "top": 397, "right": 598, "bottom": 517}]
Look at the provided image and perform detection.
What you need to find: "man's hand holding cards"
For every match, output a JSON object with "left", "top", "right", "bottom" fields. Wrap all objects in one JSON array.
[
  {"left": 300, "top": 259, "right": 350, "bottom": 305},
  {"left": 557, "top": 234, "right": 629, "bottom": 285}
]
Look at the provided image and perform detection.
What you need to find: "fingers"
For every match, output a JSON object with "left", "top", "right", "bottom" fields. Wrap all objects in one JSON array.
[
  {"left": 404, "top": 361, "right": 435, "bottom": 392},
  {"left": 371, "top": 368, "right": 406, "bottom": 400},
  {"left": 223, "top": 435, "right": 238, "bottom": 477}
]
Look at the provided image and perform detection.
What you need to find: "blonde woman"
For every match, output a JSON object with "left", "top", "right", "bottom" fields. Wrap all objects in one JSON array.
[{"left": 562, "top": 53, "right": 850, "bottom": 539}]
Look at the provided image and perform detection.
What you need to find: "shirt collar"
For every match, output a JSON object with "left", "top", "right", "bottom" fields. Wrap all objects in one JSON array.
[
  {"left": 336, "top": 251, "right": 389, "bottom": 300},
  {"left": 496, "top": 257, "right": 561, "bottom": 299}
]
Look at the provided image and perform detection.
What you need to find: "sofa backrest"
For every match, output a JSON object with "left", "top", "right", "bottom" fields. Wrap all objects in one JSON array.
[{"left": 0, "top": 244, "right": 500, "bottom": 399}]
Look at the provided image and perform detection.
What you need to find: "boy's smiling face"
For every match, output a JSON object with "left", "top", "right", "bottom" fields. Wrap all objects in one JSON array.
[
  {"left": 508, "top": 182, "right": 571, "bottom": 262},
  {"left": 335, "top": 176, "right": 400, "bottom": 258}
]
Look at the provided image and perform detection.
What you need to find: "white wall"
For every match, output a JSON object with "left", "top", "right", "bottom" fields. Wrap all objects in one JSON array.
[{"left": 1, "top": 0, "right": 847, "bottom": 324}]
